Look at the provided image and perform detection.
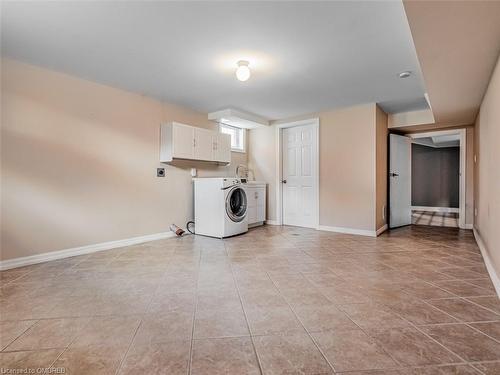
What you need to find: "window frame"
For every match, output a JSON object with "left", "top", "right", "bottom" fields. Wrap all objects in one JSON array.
[{"left": 219, "top": 123, "right": 246, "bottom": 153}]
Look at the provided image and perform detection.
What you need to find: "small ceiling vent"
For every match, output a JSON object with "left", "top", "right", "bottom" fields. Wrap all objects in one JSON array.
[{"left": 208, "top": 109, "right": 269, "bottom": 129}]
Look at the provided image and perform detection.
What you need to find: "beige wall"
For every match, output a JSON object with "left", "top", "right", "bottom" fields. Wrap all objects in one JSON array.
[
  {"left": 0, "top": 59, "right": 246, "bottom": 261},
  {"left": 317, "top": 104, "right": 378, "bottom": 231},
  {"left": 375, "top": 106, "right": 388, "bottom": 230},
  {"left": 247, "top": 126, "right": 277, "bottom": 222},
  {"left": 249, "top": 103, "right": 386, "bottom": 232},
  {"left": 474, "top": 53, "right": 500, "bottom": 281}
]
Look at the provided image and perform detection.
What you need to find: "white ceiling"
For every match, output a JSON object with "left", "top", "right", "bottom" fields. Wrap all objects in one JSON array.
[{"left": 1, "top": 1, "right": 428, "bottom": 120}]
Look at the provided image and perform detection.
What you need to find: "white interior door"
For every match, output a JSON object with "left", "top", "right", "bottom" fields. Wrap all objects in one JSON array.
[
  {"left": 389, "top": 134, "right": 411, "bottom": 228},
  {"left": 282, "top": 124, "right": 318, "bottom": 228}
]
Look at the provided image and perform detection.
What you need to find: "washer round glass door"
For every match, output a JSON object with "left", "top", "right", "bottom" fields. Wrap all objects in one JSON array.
[{"left": 226, "top": 186, "right": 247, "bottom": 222}]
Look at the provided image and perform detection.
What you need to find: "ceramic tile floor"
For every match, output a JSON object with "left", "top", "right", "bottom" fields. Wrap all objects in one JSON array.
[
  {"left": 1, "top": 225, "right": 499, "bottom": 374},
  {"left": 412, "top": 211, "right": 459, "bottom": 228}
]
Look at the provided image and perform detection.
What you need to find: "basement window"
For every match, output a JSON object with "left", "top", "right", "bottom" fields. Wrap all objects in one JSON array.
[{"left": 220, "top": 124, "right": 246, "bottom": 153}]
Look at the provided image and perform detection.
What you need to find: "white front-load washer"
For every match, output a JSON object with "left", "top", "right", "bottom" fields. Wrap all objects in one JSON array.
[{"left": 194, "top": 178, "right": 248, "bottom": 238}]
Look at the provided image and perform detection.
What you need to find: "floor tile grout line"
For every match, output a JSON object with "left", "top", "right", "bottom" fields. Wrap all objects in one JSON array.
[
  {"left": 373, "top": 277, "right": 500, "bottom": 367},
  {"left": 0, "top": 319, "right": 40, "bottom": 352},
  {"left": 418, "top": 293, "right": 500, "bottom": 328},
  {"left": 226, "top": 238, "right": 266, "bottom": 375},
  {"left": 398, "top": 313, "right": 473, "bottom": 366},
  {"left": 469, "top": 364, "right": 489, "bottom": 375},
  {"left": 464, "top": 322, "right": 500, "bottom": 345},
  {"left": 416, "top": 319, "right": 500, "bottom": 327},
  {"left": 114, "top": 319, "right": 143, "bottom": 375},
  {"left": 340, "top": 282, "right": 473, "bottom": 367},
  {"left": 187, "top": 245, "right": 202, "bottom": 375},
  {"left": 1, "top": 252, "right": 95, "bottom": 287},
  {"left": 309, "top": 286, "right": 415, "bottom": 369},
  {"left": 426, "top": 280, "right": 495, "bottom": 298},
  {"left": 263, "top": 267, "right": 338, "bottom": 373},
  {"left": 46, "top": 316, "right": 95, "bottom": 372},
  {"left": 114, "top": 262, "right": 170, "bottom": 375},
  {"left": 459, "top": 296, "right": 500, "bottom": 316}
]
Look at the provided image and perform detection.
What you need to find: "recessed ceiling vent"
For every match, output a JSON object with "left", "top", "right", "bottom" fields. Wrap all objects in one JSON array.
[{"left": 208, "top": 109, "right": 269, "bottom": 129}]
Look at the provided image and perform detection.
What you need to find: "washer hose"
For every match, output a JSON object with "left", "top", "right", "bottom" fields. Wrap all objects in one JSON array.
[{"left": 186, "top": 221, "right": 195, "bottom": 235}]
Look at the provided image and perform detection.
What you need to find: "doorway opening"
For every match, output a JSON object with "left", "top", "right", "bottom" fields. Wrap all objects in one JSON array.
[
  {"left": 275, "top": 118, "right": 319, "bottom": 229},
  {"left": 389, "top": 129, "right": 466, "bottom": 229}
]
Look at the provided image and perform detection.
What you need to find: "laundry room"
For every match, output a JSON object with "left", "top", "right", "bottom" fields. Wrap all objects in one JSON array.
[{"left": 2, "top": 2, "right": 500, "bottom": 374}]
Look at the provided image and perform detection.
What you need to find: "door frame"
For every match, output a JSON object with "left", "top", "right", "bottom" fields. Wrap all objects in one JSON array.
[
  {"left": 275, "top": 118, "right": 320, "bottom": 229},
  {"left": 409, "top": 128, "right": 467, "bottom": 229}
]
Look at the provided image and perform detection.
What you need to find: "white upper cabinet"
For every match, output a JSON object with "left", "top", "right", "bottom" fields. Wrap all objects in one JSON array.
[
  {"left": 194, "top": 128, "right": 214, "bottom": 161},
  {"left": 160, "top": 122, "right": 231, "bottom": 163},
  {"left": 214, "top": 133, "right": 231, "bottom": 163},
  {"left": 172, "top": 122, "right": 195, "bottom": 159}
]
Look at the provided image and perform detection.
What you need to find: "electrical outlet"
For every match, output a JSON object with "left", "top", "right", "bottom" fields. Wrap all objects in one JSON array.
[{"left": 157, "top": 168, "right": 165, "bottom": 177}]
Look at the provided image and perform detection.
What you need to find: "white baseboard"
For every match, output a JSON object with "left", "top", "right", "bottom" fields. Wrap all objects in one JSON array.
[
  {"left": 0, "top": 231, "right": 176, "bottom": 271},
  {"left": 318, "top": 225, "right": 377, "bottom": 237},
  {"left": 473, "top": 228, "right": 500, "bottom": 298},
  {"left": 412, "top": 206, "right": 459, "bottom": 213},
  {"left": 265, "top": 220, "right": 280, "bottom": 225},
  {"left": 376, "top": 224, "right": 389, "bottom": 236}
]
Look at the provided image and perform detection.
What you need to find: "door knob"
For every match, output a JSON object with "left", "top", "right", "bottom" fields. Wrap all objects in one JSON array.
[
  {"left": 282, "top": 180, "right": 287, "bottom": 184},
  {"left": 389, "top": 172, "right": 399, "bottom": 177}
]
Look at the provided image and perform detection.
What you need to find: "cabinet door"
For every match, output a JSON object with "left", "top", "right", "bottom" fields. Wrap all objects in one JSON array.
[
  {"left": 257, "top": 205, "right": 265, "bottom": 222},
  {"left": 172, "top": 123, "right": 195, "bottom": 159},
  {"left": 246, "top": 187, "right": 257, "bottom": 208},
  {"left": 194, "top": 128, "right": 215, "bottom": 161},
  {"left": 256, "top": 187, "right": 266, "bottom": 222},
  {"left": 247, "top": 206, "right": 257, "bottom": 224},
  {"left": 245, "top": 187, "right": 256, "bottom": 224},
  {"left": 215, "top": 134, "right": 231, "bottom": 163},
  {"left": 255, "top": 188, "right": 265, "bottom": 208}
]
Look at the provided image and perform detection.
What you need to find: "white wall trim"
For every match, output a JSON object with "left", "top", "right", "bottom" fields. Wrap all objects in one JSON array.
[
  {"left": 463, "top": 223, "right": 473, "bottom": 230},
  {"left": 275, "top": 118, "right": 320, "bottom": 229},
  {"left": 411, "top": 206, "right": 459, "bottom": 213},
  {"left": 0, "top": 231, "right": 177, "bottom": 271},
  {"left": 388, "top": 109, "right": 435, "bottom": 129},
  {"left": 376, "top": 224, "right": 388, "bottom": 236},
  {"left": 473, "top": 228, "right": 500, "bottom": 298},
  {"left": 318, "top": 225, "right": 377, "bottom": 237},
  {"left": 265, "top": 220, "right": 280, "bottom": 226}
]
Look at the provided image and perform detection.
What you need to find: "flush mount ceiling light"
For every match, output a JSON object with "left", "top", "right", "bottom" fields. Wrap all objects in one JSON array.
[
  {"left": 399, "top": 71, "right": 412, "bottom": 79},
  {"left": 235, "top": 60, "right": 251, "bottom": 82}
]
